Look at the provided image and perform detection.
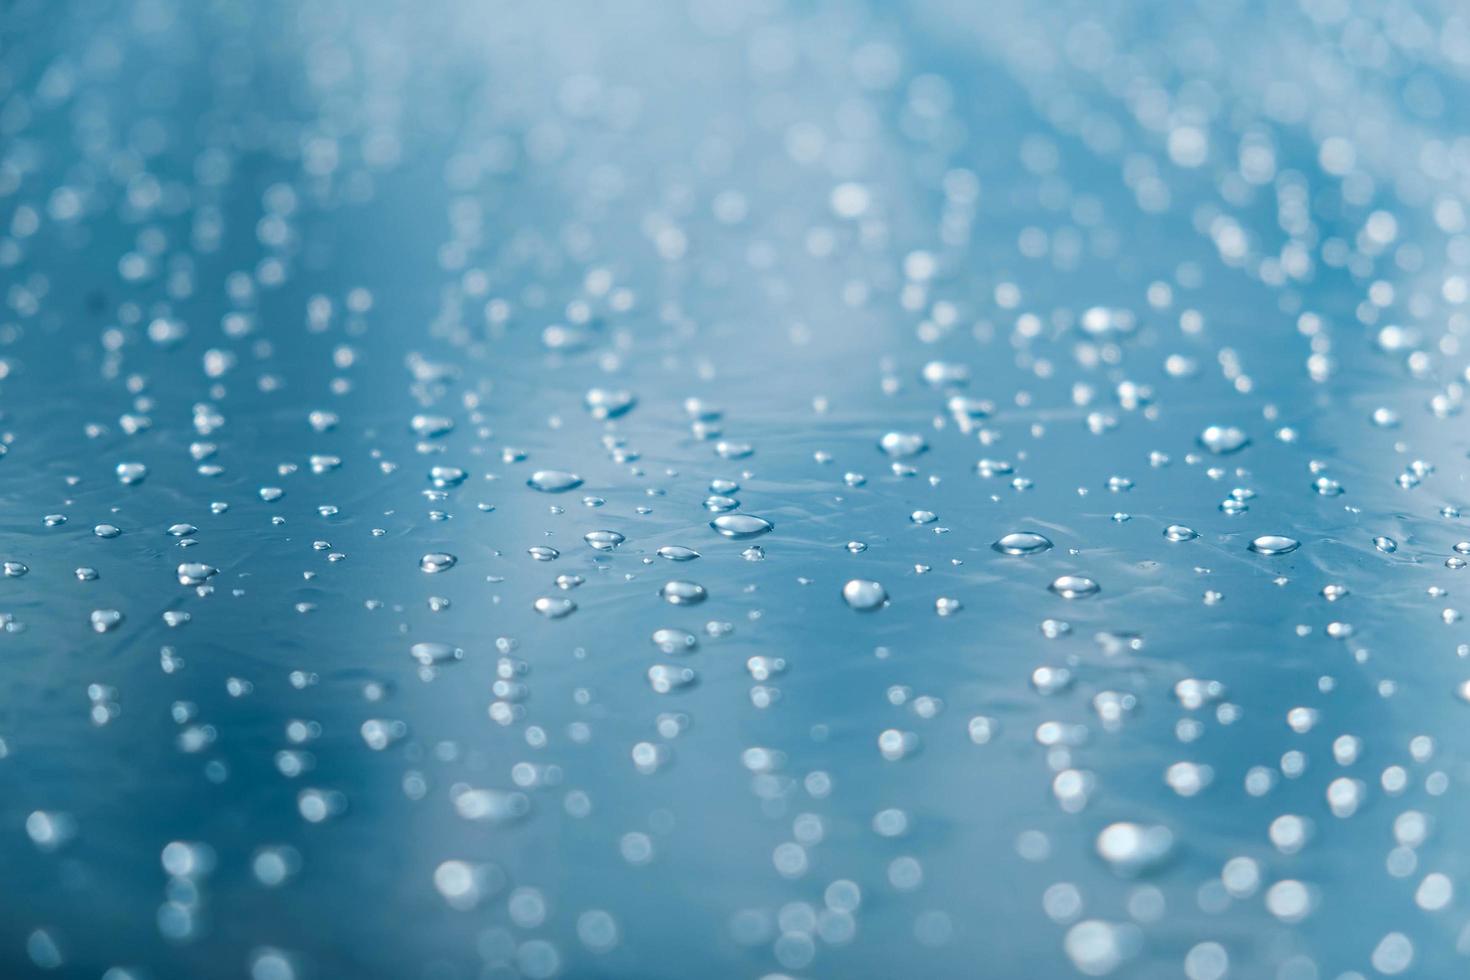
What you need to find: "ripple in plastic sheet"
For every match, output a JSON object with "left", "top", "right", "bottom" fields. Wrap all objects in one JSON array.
[{"left": 4, "top": 1, "right": 1470, "bottom": 978}]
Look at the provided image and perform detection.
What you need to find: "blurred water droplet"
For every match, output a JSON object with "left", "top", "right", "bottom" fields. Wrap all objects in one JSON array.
[{"left": 1049, "top": 575, "right": 1100, "bottom": 599}]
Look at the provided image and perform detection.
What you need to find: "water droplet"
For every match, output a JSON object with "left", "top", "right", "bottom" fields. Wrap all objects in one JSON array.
[
  {"left": 1049, "top": 575, "right": 1100, "bottom": 599},
  {"left": 1312, "top": 476, "right": 1343, "bottom": 496},
  {"left": 710, "top": 514, "right": 773, "bottom": 538},
  {"left": 1163, "top": 525, "right": 1198, "bottom": 542},
  {"left": 878, "top": 432, "right": 927, "bottom": 459},
  {"left": 648, "top": 664, "right": 697, "bottom": 693},
  {"left": 1248, "top": 535, "right": 1300, "bottom": 556},
  {"left": 652, "top": 628, "right": 698, "bottom": 654},
  {"left": 527, "top": 546, "right": 559, "bottom": 561},
  {"left": 419, "top": 553, "right": 457, "bottom": 573},
  {"left": 842, "top": 579, "right": 888, "bottom": 611},
  {"left": 992, "top": 531, "right": 1053, "bottom": 555},
  {"left": 177, "top": 563, "right": 217, "bottom": 586},
  {"left": 1197, "top": 425, "right": 1250, "bottom": 455},
  {"left": 585, "top": 388, "right": 636, "bottom": 419},
  {"left": 1374, "top": 536, "right": 1398, "bottom": 554},
  {"left": 921, "top": 361, "right": 970, "bottom": 387},
  {"left": 584, "top": 530, "right": 626, "bottom": 551},
  {"left": 534, "top": 596, "right": 577, "bottom": 619},
  {"left": 657, "top": 546, "right": 700, "bottom": 561},
  {"left": 429, "top": 466, "right": 467, "bottom": 488},
  {"left": 411, "top": 415, "right": 454, "bottom": 438},
  {"left": 527, "top": 470, "right": 583, "bottom": 493},
  {"left": 116, "top": 462, "right": 148, "bottom": 485},
  {"left": 410, "top": 642, "right": 463, "bottom": 666},
  {"left": 659, "top": 580, "right": 707, "bottom": 605},
  {"left": 90, "top": 609, "right": 124, "bottom": 633},
  {"left": 1096, "top": 822, "right": 1174, "bottom": 876}
]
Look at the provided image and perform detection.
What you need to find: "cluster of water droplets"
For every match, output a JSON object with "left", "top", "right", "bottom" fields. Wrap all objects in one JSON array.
[{"left": 3, "top": 1, "right": 1470, "bottom": 979}]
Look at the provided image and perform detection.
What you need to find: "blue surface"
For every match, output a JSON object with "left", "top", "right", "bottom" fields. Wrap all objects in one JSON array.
[{"left": 4, "top": 1, "right": 1470, "bottom": 977}]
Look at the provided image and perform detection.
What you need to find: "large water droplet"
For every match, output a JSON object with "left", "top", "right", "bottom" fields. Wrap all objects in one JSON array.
[
  {"left": 429, "top": 466, "right": 467, "bottom": 489},
  {"left": 648, "top": 664, "right": 697, "bottom": 693},
  {"left": 410, "top": 642, "right": 463, "bottom": 666},
  {"left": 1049, "top": 575, "right": 1100, "bottom": 599},
  {"left": 90, "top": 609, "right": 124, "bottom": 633},
  {"left": 1164, "top": 525, "right": 1198, "bottom": 542},
  {"left": 116, "top": 462, "right": 148, "bottom": 485},
  {"left": 177, "top": 563, "right": 217, "bottom": 586},
  {"left": 1197, "top": 425, "right": 1250, "bottom": 455},
  {"left": 710, "top": 514, "right": 773, "bottom": 539},
  {"left": 842, "top": 579, "right": 888, "bottom": 611},
  {"left": 992, "top": 531, "right": 1053, "bottom": 555},
  {"left": 878, "top": 432, "right": 927, "bottom": 458},
  {"left": 419, "top": 553, "right": 457, "bottom": 573},
  {"left": 534, "top": 596, "right": 577, "bottom": 619},
  {"left": 659, "top": 580, "right": 707, "bottom": 605},
  {"left": 411, "top": 415, "right": 454, "bottom": 438},
  {"left": 652, "top": 628, "right": 698, "bottom": 654},
  {"left": 584, "top": 388, "right": 636, "bottom": 419},
  {"left": 1248, "top": 535, "right": 1300, "bottom": 556},
  {"left": 1096, "top": 822, "right": 1174, "bottom": 876},
  {"left": 584, "top": 530, "right": 626, "bottom": 551},
  {"left": 657, "top": 546, "right": 700, "bottom": 561},
  {"left": 527, "top": 470, "right": 583, "bottom": 493}
]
